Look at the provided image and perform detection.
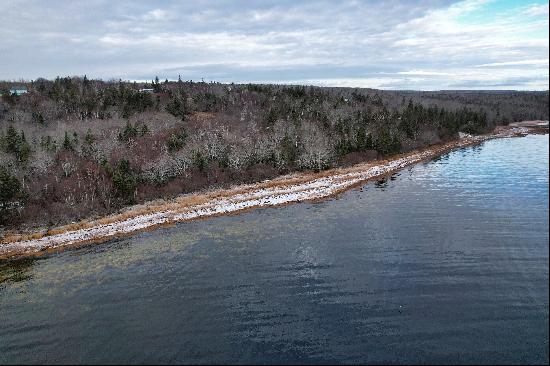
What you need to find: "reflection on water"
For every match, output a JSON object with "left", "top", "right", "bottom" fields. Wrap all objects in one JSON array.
[
  {"left": 0, "top": 259, "right": 35, "bottom": 285},
  {"left": 1, "top": 135, "right": 548, "bottom": 364}
]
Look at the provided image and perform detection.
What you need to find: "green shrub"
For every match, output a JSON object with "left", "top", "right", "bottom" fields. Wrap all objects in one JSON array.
[
  {"left": 167, "top": 130, "right": 187, "bottom": 152},
  {"left": 280, "top": 134, "right": 297, "bottom": 166},
  {"left": 166, "top": 94, "right": 187, "bottom": 120},
  {"left": 192, "top": 151, "right": 207, "bottom": 172},
  {"left": 118, "top": 121, "right": 139, "bottom": 142},
  {"left": 2, "top": 126, "right": 32, "bottom": 163},
  {"left": 0, "top": 165, "right": 23, "bottom": 223},
  {"left": 112, "top": 159, "right": 137, "bottom": 199}
]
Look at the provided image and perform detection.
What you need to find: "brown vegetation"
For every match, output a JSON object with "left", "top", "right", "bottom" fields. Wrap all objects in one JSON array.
[
  {"left": 0, "top": 77, "right": 548, "bottom": 237},
  {"left": 1, "top": 125, "right": 536, "bottom": 260}
]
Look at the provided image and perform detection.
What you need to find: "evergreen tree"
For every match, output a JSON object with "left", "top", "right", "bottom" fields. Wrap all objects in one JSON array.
[
  {"left": 17, "top": 131, "right": 31, "bottom": 163},
  {"left": 84, "top": 129, "right": 95, "bottom": 145},
  {"left": 192, "top": 151, "right": 207, "bottom": 172},
  {"left": 166, "top": 93, "right": 187, "bottom": 120},
  {"left": 62, "top": 131, "right": 74, "bottom": 151},
  {"left": 167, "top": 125, "right": 187, "bottom": 152},
  {"left": 0, "top": 165, "right": 23, "bottom": 223},
  {"left": 140, "top": 124, "right": 149, "bottom": 136},
  {"left": 280, "top": 134, "right": 297, "bottom": 166},
  {"left": 112, "top": 159, "right": 137, "bottom": 200},
  {"left": 153, "top": 76, "right": 161, "bottom": 92},
  {"left": 118, "top": 120, "right": 138, "bottom": 142},
  {"left": 3, "top": 127, "right": 31, "bottom": 163},
  {"left": 5, "top": 126, "right": 19, "bottom": 154}
]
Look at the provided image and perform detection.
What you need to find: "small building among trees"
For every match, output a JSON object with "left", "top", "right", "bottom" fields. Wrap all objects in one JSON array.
[{"left": 9, "top": 86, "right": 28, "bottom": 95}]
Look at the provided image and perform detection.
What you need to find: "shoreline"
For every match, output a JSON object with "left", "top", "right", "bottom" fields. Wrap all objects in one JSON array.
[{"left": 0, "top": 124, "right": 546, "bottom": 260}]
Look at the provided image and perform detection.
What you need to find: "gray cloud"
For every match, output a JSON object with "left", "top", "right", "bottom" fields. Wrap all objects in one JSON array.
[
  {"left": 448, "top": 76, "right": 548, "bottom": 88},
  {"left": 0, "top": 0, "right": 548, "bottom": 90}
]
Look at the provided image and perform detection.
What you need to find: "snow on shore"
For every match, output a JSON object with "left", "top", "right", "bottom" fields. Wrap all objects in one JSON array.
[{"left": 0, "top": 129, "right": 526, "bottom": 259}]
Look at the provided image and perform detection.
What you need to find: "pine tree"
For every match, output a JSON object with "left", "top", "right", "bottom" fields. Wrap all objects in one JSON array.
[
  {"left": 140, "top": 124, "right": 149, "bottom": 136},
  {"left": 118, "top": 120, "right": 138, "bottom": 142},
  {"left": 62, "top": 131, "right": 74, "bottom": 151},
  {"left": 17, "top": 131, "right": 31, "bottom": 163},
  {"left": 153, "top": 76, "right": 161, "bottom": 93},
  {"left": 112, "top": 159, "right": 137, "bottom": 199},
  {"left": 84, "top": 129, "right": 95, "bottom": 144},
  {"left": 5, "top": 126, "right": 19, "bottom": 154},
  {"left": 167, "top": 129, "right": 187, "bottom": 152},
  {"left": 280, "top": 134, "right": 297, "bottom": 166},
  {"left": 0, "top": 165, "right": 23, "bottom": 223}
]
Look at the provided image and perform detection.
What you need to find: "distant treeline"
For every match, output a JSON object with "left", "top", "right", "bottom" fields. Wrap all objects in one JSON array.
[{"left": 0, "top": 77, "right": 548, "bottom": 230}]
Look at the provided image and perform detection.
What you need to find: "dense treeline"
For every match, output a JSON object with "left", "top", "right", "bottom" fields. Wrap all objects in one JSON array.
[{"left": 0, "top": 77, "right": 548, "bottom": 231}]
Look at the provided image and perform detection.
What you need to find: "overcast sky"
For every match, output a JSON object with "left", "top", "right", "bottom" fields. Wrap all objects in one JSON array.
[{"left": 1, "top": 0, "right": 548, "bottom": 90}]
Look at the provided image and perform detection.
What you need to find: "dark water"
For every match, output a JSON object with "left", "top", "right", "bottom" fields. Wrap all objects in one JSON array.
[{"left": 1, "top": 135, "right": 548, "bottom": 364}]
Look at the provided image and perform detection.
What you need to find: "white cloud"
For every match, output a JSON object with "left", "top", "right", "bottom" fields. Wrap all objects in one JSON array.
[
  {"left": 397, "top": 70, "right": 451, "bottom": 76},
  {"left": 0, "top": 0, "right": 548, "bottom": 90},
  {"left": 143, "top": 9, "right": 168, "bottom": 21},
  {"left": 476, "top": 59, "right": 549, "bottom": 67},
  {"left": 523, "top": 3, "right": 549, "bottom": 17}
]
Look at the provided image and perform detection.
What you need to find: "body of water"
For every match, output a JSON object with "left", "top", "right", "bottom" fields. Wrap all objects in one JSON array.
[{"left": 1, "top": 134, "right": 548, "bottom": 364}]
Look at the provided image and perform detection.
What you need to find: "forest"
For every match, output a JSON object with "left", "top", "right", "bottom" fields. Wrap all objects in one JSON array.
[{"left": 0, "top": 76, "right": 548, "bottom": 232}]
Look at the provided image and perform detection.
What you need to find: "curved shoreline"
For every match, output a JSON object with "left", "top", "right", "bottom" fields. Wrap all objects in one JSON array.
[{"left": 0, "top": 125, "right": 543, "bottom": 260}]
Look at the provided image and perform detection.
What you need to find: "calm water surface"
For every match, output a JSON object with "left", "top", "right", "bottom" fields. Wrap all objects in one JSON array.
[{"left": 1, "top": 134, "right": 548, "bottom": 364}]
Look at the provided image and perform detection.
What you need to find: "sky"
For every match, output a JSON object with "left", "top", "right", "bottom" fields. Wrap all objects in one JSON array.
[{"left": 1, "top": 0, "right": 548, "bottom": 90}]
